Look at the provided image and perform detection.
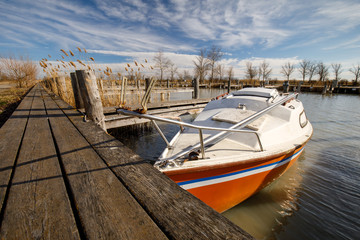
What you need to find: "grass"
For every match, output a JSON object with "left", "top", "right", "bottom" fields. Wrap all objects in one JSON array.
[{"left": 0, "top": 85, "right": 29, "bottom": 127}]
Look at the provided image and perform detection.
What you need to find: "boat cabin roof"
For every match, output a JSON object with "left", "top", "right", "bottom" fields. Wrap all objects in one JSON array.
[{"left": 232, "top": 88, "right": 279, "bottom": 99}]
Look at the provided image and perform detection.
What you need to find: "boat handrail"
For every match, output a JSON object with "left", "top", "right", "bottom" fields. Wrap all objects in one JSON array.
[
  {"left": 117, "top": 108, "right": 262, "bottom": 154},
  {"left": 117, "top": 93, "right": 298, "bottom": 162},
  {"left": 116, "top": 109, "right": 259, "bottom": 134}
]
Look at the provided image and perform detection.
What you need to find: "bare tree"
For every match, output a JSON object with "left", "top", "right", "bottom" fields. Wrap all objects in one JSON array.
[
  {"left": 281, "top": 62, "right": 295, "bottom": 81},
  {"left": 0, "top": 54, "right": 38, "bottom": 88},
  {"left": 245, "top": 62, "right": 258, "bottom": 86},
  {"left": 331, "top": 63, "right": 342, "bottom": 81},
  {"left": 317, "top": 62, "right": 329, "bottom": 82},
  {"left": 349, "top": 64, "right": 360, "bottom": 84},
  {"left": 153, "top": 50, "right": 171, "bottom": 86},
  {"left": 308, "top": 61, "right": 317, "bottom": 81},
  {"left": 298, "top": 60, "right": 310, "bottom": 82},
  {"left": 259, "top": 60, "right": 272, "bottom": 85},
  {"left": 168, "top": 62, "right": 178, "bottom": 87},
  {"left": 207, "top": 45, "right": 223, "bottom": 86},
  {"left": 183, "top": 70, "right": 191, "bottom": 80},
  {"left": 217, "top": 64, "right": 225, "bottom": 83},
  {"left": 193, "top": 48, "right": 210, "bottom": 84},
  {"left": 0, "top": 68, "right": 4, "bottom": 81}
]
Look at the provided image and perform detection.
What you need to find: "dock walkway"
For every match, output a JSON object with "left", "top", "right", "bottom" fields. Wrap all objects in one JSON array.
[{"left": 0, "top": 84, "right": 253, "bottom": 239}]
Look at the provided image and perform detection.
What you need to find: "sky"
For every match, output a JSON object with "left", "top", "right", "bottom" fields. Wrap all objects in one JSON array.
[{"left": 1, "top": 0, "right": 359, "bottom": 80}]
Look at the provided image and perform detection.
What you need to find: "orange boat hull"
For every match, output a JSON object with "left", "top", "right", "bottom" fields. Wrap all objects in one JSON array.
[{"left": 164, "top": 146, "right": 305, "bottom": 213}]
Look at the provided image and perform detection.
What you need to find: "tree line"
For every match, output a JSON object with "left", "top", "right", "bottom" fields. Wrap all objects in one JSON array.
[
  {"left": 192, "top": 48, "right": 359, "bottom": 85},
  {"left": 154, "top": 47, "right": 360, "bottom": 86},
  {"left": 1, "top": 50, "right": 360, "bottom": 89}
]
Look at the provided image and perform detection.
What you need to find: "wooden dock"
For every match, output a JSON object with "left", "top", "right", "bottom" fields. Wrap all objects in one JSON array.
[
  {"left": 103, "top": 98, "right": 211, "bottom": 129},
  {"left": 0, "top": 84, "right": 253, "bottom": 239}
]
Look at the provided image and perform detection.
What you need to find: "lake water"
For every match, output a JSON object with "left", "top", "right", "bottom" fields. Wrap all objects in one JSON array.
[{"left": 109, "top": 89, "right": 360, "bottom": 240}]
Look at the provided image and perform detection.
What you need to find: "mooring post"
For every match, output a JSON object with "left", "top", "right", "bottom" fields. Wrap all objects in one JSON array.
[
  {"left": 227, "top": 79, "right": 231, "bottom": 93},
  {"left": 330, "top": 80, "right": 338, "bottom": 93},
  {"left": 51, "top": 77, "right": 59, "bottom": 95},
  {"left": 55, "top": 76, "right": 67, "bottom": 100},
  {"left": 145, "top": 77, "right": 151, "bottom": 91},
  {"left": 297, "top": 81, "right": 302, "bottom": 93},
  {"left": 76, "top": 70, "right": 106, "bottom": 131},
  {"left": 322, "top": 82, "right": 327, "bottom": 94},
  {"left": 144, "top": 77, "right": 151, "bottom": 103},
  {"left": 70, "top": 72, "right": 84, "bottom": 109},
  {"left": 44, "top": 78, "right": 51, "bottom": 90},
  {"left": 283, "top": 81, "right": 289, "bottom": 93},
  {"left": 193, "top": 77, "right": 199, "bottom": 99}
]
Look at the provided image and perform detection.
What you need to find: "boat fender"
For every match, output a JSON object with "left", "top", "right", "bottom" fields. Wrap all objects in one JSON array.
[
  {"left": 188, "top": 150, "right": 200, "bottom": 160},
  {"left": 282, "top": 98, "right": 295, "bottom": 106},
  {"left": 215, "top": 92, "right": 228, "bottom": 100}
]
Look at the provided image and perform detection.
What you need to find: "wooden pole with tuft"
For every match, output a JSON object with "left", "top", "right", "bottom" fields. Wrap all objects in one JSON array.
[
  {"left": 70, "top": 72, "right": 84, "bottom": 109},
  {"left": 283, "top": 81, "right": 289, "bottom": 93},
  {"left": 55, "top": 76, "right": 67, "bottom": 100},
  {"left": 227, "top": 79, "right": 231, "bottom": 93},
  {"left": 193, "top": 77, "right": 199, "bottom": 99},
  {"left": 76, "top": 70, "right": 106, "bottom": 131},
  {"left": 49, "top": 77, "right": 56, "bottom": 95}
]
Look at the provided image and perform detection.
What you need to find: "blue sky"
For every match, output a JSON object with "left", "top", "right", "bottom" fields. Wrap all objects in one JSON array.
[{"left": 1, "top": 0, "right": 359, "bottom": 80}]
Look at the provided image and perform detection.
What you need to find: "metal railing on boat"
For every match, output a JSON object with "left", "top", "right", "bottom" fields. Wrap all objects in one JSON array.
[{"left": 117, "top": 93, "right": 297, "bottom": 162}]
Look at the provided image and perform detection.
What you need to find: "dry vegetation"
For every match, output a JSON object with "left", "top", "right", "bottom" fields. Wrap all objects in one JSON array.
[
  {"left": 0, "top": 86, "right": 29, "bottom": 127},
  {"left": 39, "top": 48, "right": 159, "bottom": 108},
  {"left": 0, "top": 54, "right": 38, "bottom": 126},
  {"left": 0, "top": 54, "right": 38, "bottom": 88}
]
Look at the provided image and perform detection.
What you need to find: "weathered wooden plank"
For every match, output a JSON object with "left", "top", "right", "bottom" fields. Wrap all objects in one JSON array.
[
  {"left": 43, "top": 90, "right": 167, "bottom": 240},
  {"left": 0, "top": 86, "right": 35, "bottom": 211},
  {"left": 102, "top": 98, "right": 211, "bottom": 114},
  {"left": 0, "top": 87, "right": 80, "bottom": 239},
  {"left": 53, "top": 95, "right": 254, "bottom": 239}
]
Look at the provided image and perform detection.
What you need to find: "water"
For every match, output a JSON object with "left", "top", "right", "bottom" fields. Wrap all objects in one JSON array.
[{"left": 109, "top": 90, "right": 360, "bottom": 240}]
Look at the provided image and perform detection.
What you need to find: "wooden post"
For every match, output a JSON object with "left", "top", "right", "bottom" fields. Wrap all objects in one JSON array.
[
  {"left": 70, "top": 72, "right": 84, "bottom": 109},
  {"left": 322, "top": 82, "right": 327, "bottom": 94},
  {"left": 297, "top": 81, "right": 302, "bottom": 93},
  {"left": 160, "top": 92, "right": 165, "bottom": 101},
  {"left": 55, "top": 76, "right": 67, "bottom": 100},
  {"left": 144, "top": 77, "right": 152, "bottom": 103},
  {"left": 76, "top": 70, "right": 106, "bottom": 131},
  {"left": 44, "top": 78, "right": 51, "bottom": 90},
  {"left": 330, "top": 80, "right": 338, "bottom": 93},
  {"left": 227, "top": 79, "right": 231, "bottom": 93},
  {"left": 49, "top": 77, "right": 58, "bottom": 95},
  {"left": 120, "top": 76, "right": 128, "bottom": 106},
  {"left": 145, "top": 78, "right": 151, "bottom": 92},
  {"left": 193, "top": 78, "right": 199, "bottom": 99},
  {"left": 283, "top": 81, "right": 289, "bottom": 93}
]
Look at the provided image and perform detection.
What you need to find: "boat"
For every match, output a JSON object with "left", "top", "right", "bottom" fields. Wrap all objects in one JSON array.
[{"left": 118, "top": 88, "right": 313, "bottom": 213}]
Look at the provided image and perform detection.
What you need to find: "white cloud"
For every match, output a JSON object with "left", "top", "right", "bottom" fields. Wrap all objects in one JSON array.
[{"left": 1, "top": 0, "right": 359, "bottom": 79}]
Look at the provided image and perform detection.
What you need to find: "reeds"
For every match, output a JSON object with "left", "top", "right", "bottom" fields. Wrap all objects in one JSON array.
[{"left": 39, "top": 47, "right": 155, "bottom": 110}]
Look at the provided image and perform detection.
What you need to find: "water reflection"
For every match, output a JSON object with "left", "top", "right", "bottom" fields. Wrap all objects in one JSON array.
[{"left": 223, "top": 154, "right": 305, "bottom": 239}]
